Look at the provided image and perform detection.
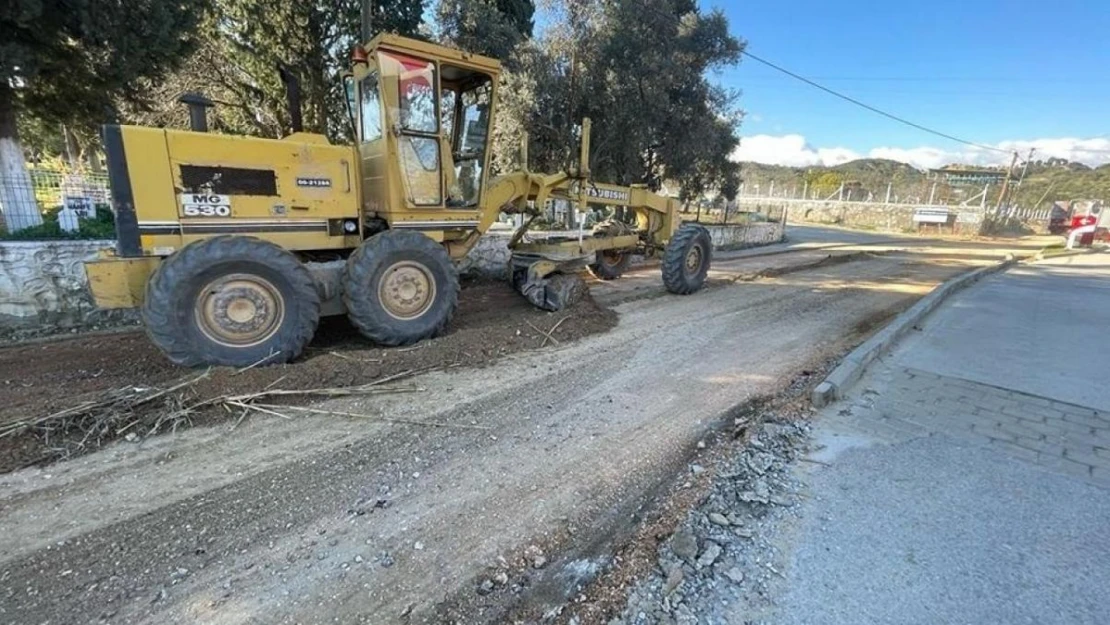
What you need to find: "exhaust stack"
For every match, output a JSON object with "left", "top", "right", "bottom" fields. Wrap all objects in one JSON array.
[
  {"left": 178, "top": 93, "right": 214, "bottom": 132},
  {"left": 278, "top": 66, "right": 304, "bottom": 134}
]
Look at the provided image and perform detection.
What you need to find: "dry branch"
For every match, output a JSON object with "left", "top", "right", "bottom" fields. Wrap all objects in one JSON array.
[
  {"left": 2, "top": 363, "right": 453, "bottom": 467},
  {"left": 527, "top": 316, "right": 568, "bottom": 348}
]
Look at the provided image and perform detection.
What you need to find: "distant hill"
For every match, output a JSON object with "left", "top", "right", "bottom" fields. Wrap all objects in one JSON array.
[{"left": 737, "top": 158, "right": 1109, "bottom": 208}]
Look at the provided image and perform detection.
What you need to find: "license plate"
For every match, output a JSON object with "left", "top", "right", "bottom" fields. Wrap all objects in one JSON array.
[{"left": 180, "top": 193, "right": 232, "bottom": 217}]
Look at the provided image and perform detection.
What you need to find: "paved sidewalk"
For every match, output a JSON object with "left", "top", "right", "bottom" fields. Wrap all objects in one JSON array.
[
  {"left": 832, "top": 365, "right": 1110, "bottom": 486},
  {"left": 765, "top": 253, "right": 1110, "bottom": 625}
]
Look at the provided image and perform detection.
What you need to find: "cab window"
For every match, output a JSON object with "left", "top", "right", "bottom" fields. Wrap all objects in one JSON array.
[
  {"left": 359, "top": 72, "right": 382, "bottom": 142},
  {"left": 396, "top": 58, "right": 437, "bottom": 133}
]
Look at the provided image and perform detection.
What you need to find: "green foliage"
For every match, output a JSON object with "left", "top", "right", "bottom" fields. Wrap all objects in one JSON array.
[
  {"left": 15, "top": 115, "right": 65, "bottom": 162},
  {"left": 1, "top": 205, "right": 115, "bottom": 240},
  {"left": 493, "top": 0, "right": 742, "bottom": 203},
  {"left": 2, "top": 0, "right": 211, "bottom": 132},
  {"left": 805, "top": 171, "right": 844, "bottom": 197},
  {"left": 1009, "top": 162, "right": 1110, "bottom": 208},
  {"left": 119, "top": 0, "right": 425, "bottom": 142},
  {"left": 436, "top": 0, "right": 535, "bottom": 61}
]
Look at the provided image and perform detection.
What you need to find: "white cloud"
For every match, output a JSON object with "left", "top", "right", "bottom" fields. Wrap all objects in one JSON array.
[
  {"left": 731, "top": 134, "right": 860, "bottom": 167},
  {"left": 732, "top": 135, "right": 1110, "bottom": 170}
]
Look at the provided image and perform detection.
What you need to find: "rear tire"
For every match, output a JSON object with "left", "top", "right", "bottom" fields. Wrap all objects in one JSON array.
[
  {"left": 142, "top": 236, "right": 320, "bottom": 367},
  {"left": 661, "top": 223, "right": 712, "bottom": 294},
  {"left": 343, "top": 230, "right": 459, "bottom": 346}
]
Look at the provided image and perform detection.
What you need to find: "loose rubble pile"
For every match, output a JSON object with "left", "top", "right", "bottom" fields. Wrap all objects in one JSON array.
[{"left": 608, "top": 419, "right": 812, "bottom": 625}]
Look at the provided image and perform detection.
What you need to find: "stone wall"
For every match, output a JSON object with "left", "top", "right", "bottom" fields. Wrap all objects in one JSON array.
[
  {"left": 706, "top": 221, "right": 784, "bottom": 250},
  {"left": 457, "top": 221, "right": 785, "bottom": 277},
  {"left": 0, "top": 222, "right": 784, "bottom": 333},
  {"left": 736, "top": 198, "right": 919, "bottom": 232},
  {"left": 0, "top": 240, "right": 137, "bottom": 333}
]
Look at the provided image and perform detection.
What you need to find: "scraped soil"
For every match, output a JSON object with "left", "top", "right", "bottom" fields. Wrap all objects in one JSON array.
[{"left": 0, "top": 279, "right": 617, "bottom": 473}]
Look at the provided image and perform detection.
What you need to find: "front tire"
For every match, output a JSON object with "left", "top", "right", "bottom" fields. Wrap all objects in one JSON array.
[
  {"left": 661, "top": 223, "right": 712, "bottom": 294},
  {"left": 588, "top": 220, "right": 633, "bottom": 280},
  {"left": 343, "top": 230, "right": 459, "bottom": 346},
  {"left": 142, "top": 236, "right": 321, "bottom": 367}
]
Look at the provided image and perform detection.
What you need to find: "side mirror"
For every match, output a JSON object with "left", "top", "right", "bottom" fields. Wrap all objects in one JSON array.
[{"left": 342, "top": 74, "right": 357, "bottom": 139}]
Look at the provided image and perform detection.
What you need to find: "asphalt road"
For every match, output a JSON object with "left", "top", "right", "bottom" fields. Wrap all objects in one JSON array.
[{"left": 0, "top": 241, "right": 986, "bottom": 625}]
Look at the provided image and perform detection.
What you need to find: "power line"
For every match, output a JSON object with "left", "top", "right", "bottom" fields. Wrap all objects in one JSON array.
[
  {"left": 737, "top": 49, "right": 1011, "bottom": 154},
  {"left": 626, "top": 0, "right": 1013, "bottom": 154},
  {"left": 740, "top": 75, "right": 1093, "bottom": 84},
  {"left": 627, "top": 0, "right": 1110, "bottom": 157}
]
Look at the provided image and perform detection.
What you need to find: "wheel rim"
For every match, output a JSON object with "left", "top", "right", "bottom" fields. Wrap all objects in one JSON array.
[
  {"left": 378, "top": 260, "right": 436, "bottom": 320},
  {"left": 195, "top": 273, "right": 285, "bottom": 348},
  {"left": 684, "top": 244, "right": 703, "bottom": 274}
]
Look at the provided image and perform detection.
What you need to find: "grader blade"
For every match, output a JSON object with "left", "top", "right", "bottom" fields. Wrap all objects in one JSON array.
[{"left": 516, "top": 272, "right": 587, "bottom": 312}]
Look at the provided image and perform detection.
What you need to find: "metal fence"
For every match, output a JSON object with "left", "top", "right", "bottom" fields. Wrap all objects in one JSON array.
[{"left": 0, "top": 170, "right": 112, "bottom": 234}]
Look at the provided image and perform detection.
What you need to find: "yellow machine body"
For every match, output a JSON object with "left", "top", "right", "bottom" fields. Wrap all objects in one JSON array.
[{"left": 86, "top": 33, "right": 695, "bottom": 325}]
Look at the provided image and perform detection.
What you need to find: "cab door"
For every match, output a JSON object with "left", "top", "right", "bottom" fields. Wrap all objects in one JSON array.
[
  {"left": 379, "top": 51, "right": 444, "bottom": 209},
  {"left": 354, "top": 64, "right": 390, "bottom": 217}
]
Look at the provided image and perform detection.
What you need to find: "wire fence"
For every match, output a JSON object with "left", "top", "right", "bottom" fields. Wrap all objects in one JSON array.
[
  {"left": 730, "top": 194, "right": 1053, "bottom": 223},
  {"left": 733, "top": 175, "right": 1066, "bottom": 216},
  {"left": 0, "top": 170, "right": 112, "bottom": 235}
]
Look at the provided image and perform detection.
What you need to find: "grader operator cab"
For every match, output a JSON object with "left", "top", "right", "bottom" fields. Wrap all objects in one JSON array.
[{"left": 85, "top": 34, "right": 713, "bottom": 367}]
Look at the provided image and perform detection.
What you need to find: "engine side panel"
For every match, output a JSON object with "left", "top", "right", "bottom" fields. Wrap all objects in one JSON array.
[{"left": 109, "top": 125, "right": 363, "bottom": 257}]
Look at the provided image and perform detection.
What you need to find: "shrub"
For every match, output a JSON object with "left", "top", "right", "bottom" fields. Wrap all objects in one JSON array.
[{"left": 1, "top": 204, "right": 116, "bottom": 241}]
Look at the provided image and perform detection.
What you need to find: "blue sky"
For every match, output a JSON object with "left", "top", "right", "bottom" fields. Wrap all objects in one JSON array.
[{"left": 706, "top": 1, "right": 1110, "bottom": 167}]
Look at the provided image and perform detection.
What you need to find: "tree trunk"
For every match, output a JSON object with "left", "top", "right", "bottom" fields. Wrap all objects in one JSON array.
[{"left": 0, "top": 84, "right": 42, "bottom": 231}]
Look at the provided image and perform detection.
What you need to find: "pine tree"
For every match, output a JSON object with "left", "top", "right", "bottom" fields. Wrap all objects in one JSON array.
[{"left": 1, "top": 0, "right": 209, "bottom": 230}]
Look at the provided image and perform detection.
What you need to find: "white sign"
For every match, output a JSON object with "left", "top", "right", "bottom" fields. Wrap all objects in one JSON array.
[
  {"left": 180, "top": 193, "right": 232, "bottom": 217},
  {"left": 913, "top": 208, "right": 949, "bottom": 224},
  {"left": 63, "top": 195, "right": 93, "bottom": 218},
  {"left": 956, "top": 211, "right": 983, "bottom": 224}
]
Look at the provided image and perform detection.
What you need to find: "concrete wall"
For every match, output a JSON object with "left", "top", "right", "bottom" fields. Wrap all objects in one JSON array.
[{"left": 0, "top": 240, "right": 137, "bottom": 333}]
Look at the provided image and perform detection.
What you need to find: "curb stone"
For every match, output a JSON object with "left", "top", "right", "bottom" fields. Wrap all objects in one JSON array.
[{"left": 811, "top": 256, "right": 1018, "bottom": 408}]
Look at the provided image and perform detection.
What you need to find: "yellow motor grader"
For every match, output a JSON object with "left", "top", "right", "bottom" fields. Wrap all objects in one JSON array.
[{"left": 84, "top": 34, "right": 713, "bottom": 367}]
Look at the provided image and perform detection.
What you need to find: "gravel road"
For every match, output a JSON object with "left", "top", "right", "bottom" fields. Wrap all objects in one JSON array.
[{"left": 0, "top": 251, "right": 985, "bottom": 624}]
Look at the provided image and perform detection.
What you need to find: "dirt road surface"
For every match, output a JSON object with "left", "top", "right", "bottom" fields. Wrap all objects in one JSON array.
[{"left": 0, "top": 237, "right": 1023, "bottom": 624}]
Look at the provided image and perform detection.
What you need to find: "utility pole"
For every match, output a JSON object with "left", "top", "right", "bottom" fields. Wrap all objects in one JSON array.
[
  {"left": 1016, "top": 148, "right": 1036, "bottom": 188},
  {"left": 994, "top": 151, "right": 1019, "bottom": 211},
  {"left": 361, "top": 0, "right": 373, "bottom": 42}
]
